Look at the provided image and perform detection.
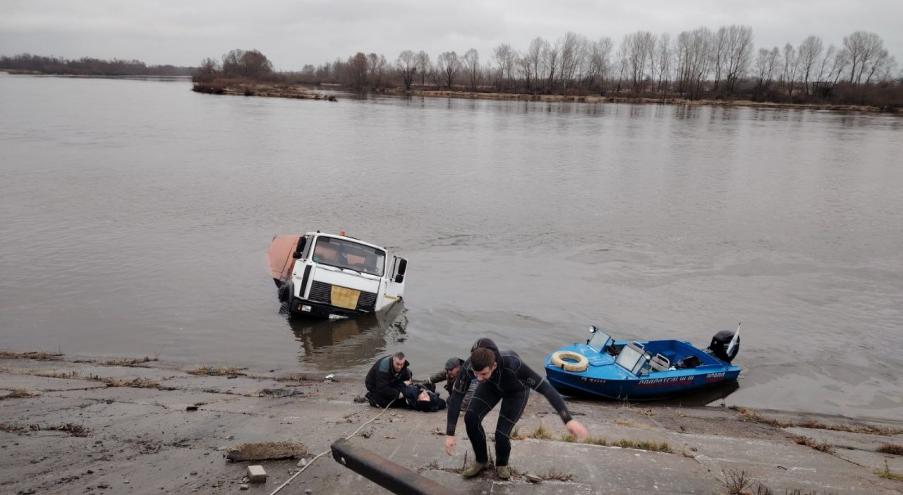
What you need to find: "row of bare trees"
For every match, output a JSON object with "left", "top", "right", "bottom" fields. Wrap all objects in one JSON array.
[
  {"left": 0, "top": 54, "right": 191, "bottom": 76},
  {"left": 283, "top": 27, "right": 898, "bottom": 106}
]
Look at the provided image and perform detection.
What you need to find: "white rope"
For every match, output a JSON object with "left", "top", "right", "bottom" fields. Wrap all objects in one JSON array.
[{"left": 268, "top": 398, "right": 397, "bottom": 495}]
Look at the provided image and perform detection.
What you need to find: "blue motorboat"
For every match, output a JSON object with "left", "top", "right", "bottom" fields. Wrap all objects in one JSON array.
[{"left": 544, "top": 325, "right": 741, "bottom": 400}]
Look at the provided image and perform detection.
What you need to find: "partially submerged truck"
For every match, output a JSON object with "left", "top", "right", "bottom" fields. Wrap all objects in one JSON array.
[{"left": 267, "top": 232, "right": 407, "bottom": 318}]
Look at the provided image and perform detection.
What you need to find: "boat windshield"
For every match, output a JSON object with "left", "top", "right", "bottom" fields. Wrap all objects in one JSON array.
[
  {"left": 615, "top": 343, "right": 648, "bottom": 375},
  {"left": 311, "top": 237, "right": 386, "bottom": 277},
  {"left": 588, "top": 330, "right": 612, "bottom": 353}
]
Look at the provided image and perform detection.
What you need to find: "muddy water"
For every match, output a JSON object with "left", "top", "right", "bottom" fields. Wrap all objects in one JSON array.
[{"left": 1, "top": 73, "right": 901, "bottom": 419}]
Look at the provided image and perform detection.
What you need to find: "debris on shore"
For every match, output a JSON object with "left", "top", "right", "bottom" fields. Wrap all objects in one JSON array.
[{"left": 226, "top": 442, "right": 309, "bottom": 462}]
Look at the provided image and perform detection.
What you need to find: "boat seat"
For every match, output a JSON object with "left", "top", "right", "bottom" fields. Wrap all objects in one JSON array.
[{"left": 649, "top": 353, "right": 671, "bottom": 372}]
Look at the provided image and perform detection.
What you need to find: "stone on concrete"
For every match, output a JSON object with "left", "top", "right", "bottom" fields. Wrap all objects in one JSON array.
[{"left": 247, "top": 465, "right": 267, "bottom": 483}]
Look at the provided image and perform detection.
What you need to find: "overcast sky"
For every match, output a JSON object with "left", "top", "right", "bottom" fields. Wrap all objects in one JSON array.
[{"left": 1, "top": 0, "right": 900, "bottom": 69}]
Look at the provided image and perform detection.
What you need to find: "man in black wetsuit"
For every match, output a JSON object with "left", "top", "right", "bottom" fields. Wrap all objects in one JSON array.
[
  {"left": 364, "top": 352, "right": 412, "bottom": 408},
  {"left": 443, "top": 338, "right": 588, "bottom": 479}
]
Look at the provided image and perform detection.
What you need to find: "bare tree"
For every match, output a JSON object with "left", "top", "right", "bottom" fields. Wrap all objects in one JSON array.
[
  {"left": 654, "top": 33, "right": 672, "bottom": 92},
  {"left": 436, "top": 51, "right": 460, "bottom": 89},
  {"left": 842, "top": 31, "right": 884, "bottom": 85},
  {"left": 675, "top": 27, "right": 712, "bottom": 98},
  {"left": 798, "top": 35, "right": 823, "bottom": 95},
  {"left": 541, "top": 39, "right": 560, "bottom": 92},
  {"left": 367, "top": 53, "right": 387, "bottom": 88},
  {"left": 415, "top": 51, "right": 431, "bottom": 86},
  {"left": 711, "top": 27, "right": 729, "bottom": 91},
  {"left": 463, "top": 48, "right": 480, "bottom": 91},
  {"left": 585, "top": 37, "right": 613, "bottom": 92},
  {"left": 194, "top": 57, "right": 220, "bottom": 82},
  {"left": 492, "top": 43, "right": 517, "bottom": 91},
  {"left": 623, "top": 31, "right": 656, "bottom": 92},
  {"left": 347, "top": 52, "right": 368, "bottom": 89},
  {"left": 863, "top": 48, "right": 894, "bottom": 84},
  {"left": 558, "top": 32, "right": 583, "bottom": 90},
  {"left": 524, "top": 37, "right": 547, "bottom": 91},
  {"left": 753, "top": 47, "right": 781, "bottom": 95},
  {"left": 723, "top": 25, "right": 753, "bottom": 94},
  {"left": 781, "top": 43, "right": 799, "bottom": 98},
  {"left": 222, "top": 49, "right": 273, "bottom": 79},
  {"left": 396, "top": 50, "right": 417, "bottom": 91}
]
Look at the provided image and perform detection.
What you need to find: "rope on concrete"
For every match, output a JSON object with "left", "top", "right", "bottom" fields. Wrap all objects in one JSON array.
[{"left": 269, "top": 397, "right": 397, "bottom": 495}]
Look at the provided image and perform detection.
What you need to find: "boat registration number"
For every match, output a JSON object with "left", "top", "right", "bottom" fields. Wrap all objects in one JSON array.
[{"left": 331, "top": 286, "right": 360, "bottom": 310}]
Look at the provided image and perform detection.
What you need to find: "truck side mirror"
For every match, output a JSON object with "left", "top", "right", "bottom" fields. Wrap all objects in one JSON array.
[
  {"left": 396, "top": 258, "right": 407, "bottom": 276},
  {"left": 292, "top": 237, "right": 307, "bottom": 259},
  {"left": 394, "top": 274, "right": 404, "bottom": 283}
]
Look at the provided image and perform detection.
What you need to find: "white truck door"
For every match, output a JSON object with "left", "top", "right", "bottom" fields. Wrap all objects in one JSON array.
[{"left": 383, "top": 256, "right": 407, "bottom": 301}]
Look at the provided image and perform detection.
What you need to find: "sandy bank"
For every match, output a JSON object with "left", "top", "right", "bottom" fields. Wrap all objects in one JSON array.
[
  {"left": 1, "top": 351, "right": 901, "bottom": 494},
  {"left": 192, "top": 81, "right": 336, "bottom": 101}
]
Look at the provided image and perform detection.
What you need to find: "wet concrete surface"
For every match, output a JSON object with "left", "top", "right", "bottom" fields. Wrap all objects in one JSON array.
[{"left": 1, "top": 354, "right": 902, "bottom": 494}]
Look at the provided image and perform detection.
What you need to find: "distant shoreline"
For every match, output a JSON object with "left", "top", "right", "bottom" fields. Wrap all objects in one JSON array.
[
  {"left": 4, "top": 71, "right": 895, "bottom": 114},
  {"left": 1, "top": 69, "right": 190, "bottom": 81},
  {"left": 192, "top": 78, "right": 898, "bottom": 114}
]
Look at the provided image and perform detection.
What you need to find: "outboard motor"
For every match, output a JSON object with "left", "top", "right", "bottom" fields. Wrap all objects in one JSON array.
[{"left": 707, "top": 330, "right": 740, "bottom": 363}]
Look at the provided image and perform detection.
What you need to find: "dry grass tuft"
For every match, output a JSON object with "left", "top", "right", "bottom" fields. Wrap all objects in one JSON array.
[
  {"left": 735, "top": 407, "right": 903, "bottom": 435},
  {"left": 876, "top": 460, "right": 903, "bottom": 481},
  {"left": 796, "top": 418, "right": 903, "bottom": 436},
  {"left": 736, "top": 407, "right": 791, "bottom": 428},
  {"left": 510, "top": 426, "right": 524, "bottom": 440},
  {"left": 102, "top": 356, "right": 157, "bottom": 367},
  {"left": 529, "top": 423, "right": 553, "bottom": 440},
  {"left": 0, "top": 422, "right": 90, "bottom": 437},
  {"left": 721, "top": 469, "right": 752, "bottom": 495},
  {"left": 791, "top": 435, "right": 835, "bottom": 453},
  {"left": 0, "top": 389, "right": 37, "bottom": 400},
  {"left": 90, "top": 375, "right": 162, "bottom": 389},
  {"left": 613, "top": 439, "right": 673, "bottom": 453},
  {"left": 33, "top": 370, "right": 79, "bottom": 379},
  {"left": 0, "top": 351, "right": 64, "bottom": 361},
  {"left": 877, "top": 444, "right": 903, "bottom": 456},
  {"left": 538, "top": 468, "right": 574, "bottom": 482},
  {"left": 584, "top": 436, "right": 608, "bottom": 446},
  {"left": 188, "top": 367, "right": 246, "bottom": 377}
]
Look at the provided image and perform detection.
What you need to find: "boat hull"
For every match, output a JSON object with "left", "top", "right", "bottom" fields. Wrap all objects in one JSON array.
[
  {"left": 544, "top": 340, "right": 741, "bottom": 401},
  {"left": 546, "top": 366, "right": 740, "bottom": 400}
]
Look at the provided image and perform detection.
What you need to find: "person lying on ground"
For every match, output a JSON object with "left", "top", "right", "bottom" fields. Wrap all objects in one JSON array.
[
  {"left": 403, "top": 383, "right": 446, "bottom": 412},
  {"left": 443, "top": 338, "right": 588, "bottom": 480},
  {"left": 364, "top": 351, "right": 412, "bottom": 408}
]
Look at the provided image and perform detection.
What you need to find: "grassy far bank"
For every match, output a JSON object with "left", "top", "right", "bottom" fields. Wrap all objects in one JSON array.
[
  {"left": 192, "top": 76, "right": 896, "bottom": 113},
  {"left": 192, "top": 25, "right": 902, "bottom": 112},
  {"left": 0, "top": 54, "right": 191, "bottom": 77}
]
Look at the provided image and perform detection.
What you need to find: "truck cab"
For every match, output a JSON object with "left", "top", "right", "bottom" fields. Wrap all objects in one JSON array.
[{"left": 268, "top": 232, "right": 406, "bottom": 318}]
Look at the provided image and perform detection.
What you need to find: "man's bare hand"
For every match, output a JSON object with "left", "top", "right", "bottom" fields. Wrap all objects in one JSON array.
[
  {"left": 565, "top": 419, "right": 588, "bottom": 441},
  {"left": 444, "top": 435, "right": 456, "bottom": 456}
]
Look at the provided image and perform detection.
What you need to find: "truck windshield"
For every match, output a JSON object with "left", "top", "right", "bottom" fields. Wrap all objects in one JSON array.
[{"left": 311, "top": 237, "right": 386, "bottom": 277}]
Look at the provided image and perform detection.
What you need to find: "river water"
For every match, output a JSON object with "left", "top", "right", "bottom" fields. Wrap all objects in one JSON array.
[{"left": 1, "top": 73, "right": 901, "bottom": 420}]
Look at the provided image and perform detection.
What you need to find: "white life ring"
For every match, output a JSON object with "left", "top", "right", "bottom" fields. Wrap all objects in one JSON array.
[{"left": 551, "top": 351, "right": 589, "bottom": 372}]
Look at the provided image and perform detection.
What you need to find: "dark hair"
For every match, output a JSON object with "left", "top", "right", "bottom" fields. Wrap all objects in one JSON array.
[
  {"left": 470, "top": 347, "right": 496, "bottom": 372},
  {"left": 393, "top": 351, "right": 405, "bottom": 360}
]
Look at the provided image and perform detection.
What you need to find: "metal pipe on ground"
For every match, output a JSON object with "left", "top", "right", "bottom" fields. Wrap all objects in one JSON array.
[{"left": 330, "top": 438, "right": 455, "bottom": 495}]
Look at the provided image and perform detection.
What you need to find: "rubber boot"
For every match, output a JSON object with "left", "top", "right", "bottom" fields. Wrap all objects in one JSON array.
[
  {"left": 461, "top": 462, "right": 487, "bottom": 478},
  {"left": 496, "top": 465, "right": 511, "bottom": 480}
]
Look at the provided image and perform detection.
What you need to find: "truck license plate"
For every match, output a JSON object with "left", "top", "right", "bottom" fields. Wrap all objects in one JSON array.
[{"left": 331, "top": 286, "right": 360, "bottom": 310}]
